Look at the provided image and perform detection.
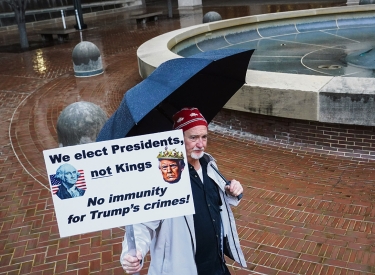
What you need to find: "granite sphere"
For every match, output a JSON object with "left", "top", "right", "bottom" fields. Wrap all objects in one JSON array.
[
  {"left": 57, "top": 101, "right": 107, "bottom": 147},
  {"left": 203, "top": 11, "right": 222, "bottom": 23},
  {"left": 72, "top": 41, "right": 103, "bottom": 77}
]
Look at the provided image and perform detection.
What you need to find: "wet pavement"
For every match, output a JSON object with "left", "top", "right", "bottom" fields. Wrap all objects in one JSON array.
[{"left": 1, "top": 1, "right": 375, "bottom": 275}]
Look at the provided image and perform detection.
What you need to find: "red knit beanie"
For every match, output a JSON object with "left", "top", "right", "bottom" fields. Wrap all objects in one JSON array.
[{"left": 172, "top": 107, "right": 208, "bottom": 132}]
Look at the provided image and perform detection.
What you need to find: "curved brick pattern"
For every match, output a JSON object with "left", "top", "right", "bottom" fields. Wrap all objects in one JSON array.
[
  {"left": 1, "top": 1, "right": 374, "bottom": 275},
  {"left": 213, "top": 109, "right": 375, "bottom": 162}
]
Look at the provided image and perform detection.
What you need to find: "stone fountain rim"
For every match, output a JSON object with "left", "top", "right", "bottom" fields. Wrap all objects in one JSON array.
[{"left": 137, "top": 5, "right": 375, "bottom": 126}]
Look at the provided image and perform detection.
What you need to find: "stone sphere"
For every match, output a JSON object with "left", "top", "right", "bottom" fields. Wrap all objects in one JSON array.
[
  {"left": 72, "top": 41, "right": 103, "bottom": 77},
  {"left": 57, "top": 101, "right": 107, "bottom": 147},
  {"left": 359, "top": 0, "right": 375, "bottom": 4},
  {"left": 203, "top": 11, "right": 222, "bottom": 23}
]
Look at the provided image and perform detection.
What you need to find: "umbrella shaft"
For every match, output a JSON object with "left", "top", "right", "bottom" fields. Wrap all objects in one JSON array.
[{"left": 210, "top": 164, "right": 243, "bottom": 200}]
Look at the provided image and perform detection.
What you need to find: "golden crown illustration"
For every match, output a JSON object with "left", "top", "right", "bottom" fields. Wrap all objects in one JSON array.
[{"left": 157, "top": 147, "right": 184, "bottom": 159}]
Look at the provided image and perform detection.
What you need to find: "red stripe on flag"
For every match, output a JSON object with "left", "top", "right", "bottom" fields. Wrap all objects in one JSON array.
[
  {"left": 52, "top": 186, "right": 60, "bottom": 194},
  {"left": 76, "top": 170, "right": 86, "bottom": 190}
]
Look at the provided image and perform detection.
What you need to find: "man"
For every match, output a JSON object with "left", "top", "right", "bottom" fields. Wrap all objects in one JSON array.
[
  {"left": 158, "top": 149, "right": 185, "bottom": 183},
  {"left": 54, "top": 163, "right": 85, "bottom": 200},
  {"left": 121, "top": 107, "right": 246, "bottom": 275}
]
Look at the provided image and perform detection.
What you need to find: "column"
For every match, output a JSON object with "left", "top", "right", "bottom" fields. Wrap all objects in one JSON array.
[
  {"left": 178, "top": 0, "right": 202, "bottom": 9},
  {"left": 178, "top": 7, "right": 203, "bottom": 28}
]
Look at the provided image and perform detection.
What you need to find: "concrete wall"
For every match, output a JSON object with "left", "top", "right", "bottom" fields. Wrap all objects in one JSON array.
[{"left": 319, "top": 77, "right": 375, "bottom": 125}]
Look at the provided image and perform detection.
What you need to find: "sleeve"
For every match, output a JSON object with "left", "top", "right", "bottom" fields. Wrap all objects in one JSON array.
[
  {"left": 120, "top": 220, "right": 162, "bottom": 266},
  {"left": 225, "top": 192, "right": 240, "bottom": 207}
]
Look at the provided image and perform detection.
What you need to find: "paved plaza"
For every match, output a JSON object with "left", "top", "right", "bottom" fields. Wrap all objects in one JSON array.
[{"left": 1, "top": 1, "right": 375, "bottom": 274}]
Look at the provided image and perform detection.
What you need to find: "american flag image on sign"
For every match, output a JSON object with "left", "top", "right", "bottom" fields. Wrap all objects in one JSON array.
[
  {"left": 50, "top": 174, "right": 61, "bottom": 194},
  {"left": 76, "top": 170, "right": 87, "bottom": 190},
  {"left": 49, "top": 169, "right": 87, "bottom": 194}
]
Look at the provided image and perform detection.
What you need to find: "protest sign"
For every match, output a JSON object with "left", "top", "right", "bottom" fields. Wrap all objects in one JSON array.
[{"left": 43, "top": 130, "right": 194, "bottom": 237}]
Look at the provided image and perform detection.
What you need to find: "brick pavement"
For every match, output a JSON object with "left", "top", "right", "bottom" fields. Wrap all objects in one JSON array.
[{"left": 1, "top": 2, "right": 374, "bottom": 275}]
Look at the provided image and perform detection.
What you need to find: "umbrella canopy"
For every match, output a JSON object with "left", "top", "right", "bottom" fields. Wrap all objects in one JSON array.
[{"left": 96, "top": 48, "right": 254, "bottom": 141}]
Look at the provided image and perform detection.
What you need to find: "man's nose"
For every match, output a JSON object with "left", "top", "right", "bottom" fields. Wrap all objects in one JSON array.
[{"left": 196, "top": 139, "right": 204, "bottom": 146}]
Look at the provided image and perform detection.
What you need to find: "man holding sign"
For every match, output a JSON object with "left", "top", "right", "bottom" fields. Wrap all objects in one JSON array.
[{"left": 121, "top": 108, "right": 246, "bottom": 275}]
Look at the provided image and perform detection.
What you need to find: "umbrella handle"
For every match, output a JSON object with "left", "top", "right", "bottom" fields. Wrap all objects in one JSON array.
[
  {"left": 210, "top": 164, "right": 243, "bottom": 200},
  {"left": 125, "top": 225, "right": 141, "bottom": 275}
]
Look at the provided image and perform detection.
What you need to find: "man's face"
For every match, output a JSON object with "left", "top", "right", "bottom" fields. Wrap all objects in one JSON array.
[
  {"left": 63, "top": 166, "right": 78, "bottom": 187},
  {"left": 183, "top": 125, "right": 208, "bottom": 163},
  {"left": 159, "top": 159, "right": 183, "bottom": 183}
]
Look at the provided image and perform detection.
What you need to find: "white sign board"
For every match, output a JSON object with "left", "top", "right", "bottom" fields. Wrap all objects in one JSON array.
[{"left": 43, "top": 130, "right": 194, "bottom": 238}]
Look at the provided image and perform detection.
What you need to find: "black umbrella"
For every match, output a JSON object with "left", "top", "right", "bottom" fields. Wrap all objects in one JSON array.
[{"left": 96, "top": 48, "right": 254, "bottom": 141}]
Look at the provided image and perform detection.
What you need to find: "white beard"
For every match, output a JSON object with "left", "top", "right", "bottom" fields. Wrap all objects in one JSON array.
[{"left": 191, "top": 150, "right": 204, "bottom": 160}]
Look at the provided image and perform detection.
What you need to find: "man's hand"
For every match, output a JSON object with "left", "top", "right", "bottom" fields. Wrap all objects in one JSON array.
[
  {"left": 225, "top": 179, "right": 243, "bottom": 198},
  {"left": 122, "top": 250, "right": 142, "bottom": 274}
]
